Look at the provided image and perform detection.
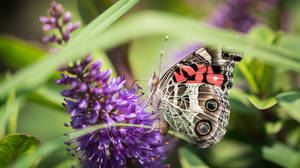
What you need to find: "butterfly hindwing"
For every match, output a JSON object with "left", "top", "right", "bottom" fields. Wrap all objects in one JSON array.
[{"left": 159, "top": 83, "right": 230, "bottom": 147}]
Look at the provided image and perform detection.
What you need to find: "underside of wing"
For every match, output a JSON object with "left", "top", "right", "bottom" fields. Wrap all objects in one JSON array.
[{"left": 160, "top": 83, "right": 230, "bottom": 148}]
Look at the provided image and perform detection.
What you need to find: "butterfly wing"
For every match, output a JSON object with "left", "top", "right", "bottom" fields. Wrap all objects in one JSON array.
[
  {"left": 155, "top": 46, "right": 241, "bottom": 147},
  {"left": 159, "top": 46, "right": 242, "bottom": 96},
  {"left": 160, "top": 83, "right": 230, "bottom": 147}
]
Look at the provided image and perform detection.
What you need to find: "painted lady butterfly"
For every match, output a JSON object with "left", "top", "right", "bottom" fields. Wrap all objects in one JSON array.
[{"left": 149, "top": 46, "right": 242, "bottom": 148}]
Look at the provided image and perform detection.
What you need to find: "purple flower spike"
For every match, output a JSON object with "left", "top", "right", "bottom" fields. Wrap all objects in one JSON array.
[
  {"left": 58, "top": 56, "right": 169, "bottom": 167},
  {"left": 40, "top": 1, "right": 80, "bottom": 46},
  {"left": 209, "top": 0, "right": 278, "bottom": 33}
]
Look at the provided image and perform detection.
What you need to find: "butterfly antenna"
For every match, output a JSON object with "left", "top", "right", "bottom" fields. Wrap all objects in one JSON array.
[
  {"left": 158, "top": 36, "right": 169, "bottom": 78},
  {"left": 130, "top": 79, "right": 148, "bottom": 90}
]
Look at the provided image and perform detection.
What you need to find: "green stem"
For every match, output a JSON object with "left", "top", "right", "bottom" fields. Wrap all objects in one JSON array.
[{"left": 68, "top": 122, "right": 188, "bottom": 141}]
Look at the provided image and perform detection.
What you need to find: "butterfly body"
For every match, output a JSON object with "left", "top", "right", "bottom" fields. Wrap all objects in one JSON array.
[{"left": 150, "top": 46, "right": 242, "bottom": 147}]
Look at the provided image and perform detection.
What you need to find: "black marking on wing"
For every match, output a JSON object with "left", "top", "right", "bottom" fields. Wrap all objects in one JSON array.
[
  {"left": 182, "top": 69, "right": 190, "bottom": 78},
  {"left": 233, "top": 56, "right": 242, "bottom": 62},
  {"left": 212, "top": 66, "right": 222, "bottom": 74},
  {"left": 187, "top": 75, "right": 195, "bottom": 81},
  {"left": 172, "top": 75, "right": 177, "bottom": 83},
  {"left": 190, "top": 64, "right": 198, "bottom": 71}
]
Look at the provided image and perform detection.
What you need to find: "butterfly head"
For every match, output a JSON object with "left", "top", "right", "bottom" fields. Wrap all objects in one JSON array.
[{"left": 149, "top": 72, "right": 160, "bottom": 93}]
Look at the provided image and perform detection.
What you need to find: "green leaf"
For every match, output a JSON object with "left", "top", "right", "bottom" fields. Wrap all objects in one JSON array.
[
  {"left": 179, "top": 148, "right": 208, "bottom": 168},
  {"left": 17, "top": 102, "right": 71, "bottom": 142},
  {"left": 53, "top": 160, "right": 79, "bottom": 168},
  {"left": 28, "top": 86, "right": 64, "bottom": 110},
  {"left": 276, "top": 91, "right": 300, "bottom": 123},
  {"left": 291, "top": 153, "right": 300, "bottom": 168},
  {"left": 262, "top": 143, "right": 299, "bottom": 167},
  {"left": 248, "top": 26, "right": 275, "bottom": 44},
  {"left": 265, "top": 121, "right": 283, "bottom": 134},
  {"left": 281, "top": 34, "right": 300, "bottom": 53},
  {"left": 0, "top": 36, "right": 45, "bottom": 69},
  {"left": 0, "top": 134, "right": 41, "bottom": 168},
  {"left": 271, "top": 31, "right": 282, "bottom": 47},
  {"left": 0, "top": 89, "right": 21, "bottom": 138},
  {"left": 248, "top": 95, "right": 277, "bottom": 110},
  {"left": 207, "top": 139, "right": 258, "bottom": 168},
  {"left": 237, "top": 60, "right": 259, "bottom": 94},
  {"left": 78, "top": 0, "right": 114, "bottom": 24},
  {"left": 12, "top": 137, "right": 66, "bottom": 168},
  {"left": 1, "top": 10, "right": 300, "bottom": 100}
]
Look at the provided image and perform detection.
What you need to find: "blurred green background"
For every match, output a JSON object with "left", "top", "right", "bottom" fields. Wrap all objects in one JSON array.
[{"left": 0, "top": 0, "right": 300, "bottom": 167}]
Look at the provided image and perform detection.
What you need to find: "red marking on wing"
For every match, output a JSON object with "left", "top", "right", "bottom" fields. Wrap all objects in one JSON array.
[
  {"left": 173, "top": 64, "right": 224, "bottom": 87},
  {"left": 174, "top": 72, "right": 186, "bottom": 82},
  {"left": 207, "top": 66, "right": 214, "bottom": 73},
  {"left": 197, "top": 64, "right": 207, "bottom": 73},
  {"left": 174, "top": 66, "right": 195, "bottom": 82},
  {"left": 206, "top": 66, "right": 224, "bottom": 85},
  {"left": 182, "top": 66, "right": 195, "bottom": 76}
]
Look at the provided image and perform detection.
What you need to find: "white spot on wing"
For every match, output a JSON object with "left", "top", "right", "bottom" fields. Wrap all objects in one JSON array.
[{"left": 195, "top": 48, "right": 212, "bottom": 63}]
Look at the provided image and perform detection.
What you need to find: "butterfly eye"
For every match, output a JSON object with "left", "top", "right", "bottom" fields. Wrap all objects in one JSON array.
[
  {"left": 195, "top": 120, "right": 211, "bottom": 136},
  {"left": 222, "top": 52, "right": 231, "bottom": 59},
  {"left": 205, "top": 99, "right": 218, "bottom": 112}
]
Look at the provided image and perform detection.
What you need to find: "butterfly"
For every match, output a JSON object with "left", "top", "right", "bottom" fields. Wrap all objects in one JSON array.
[{"left": 149, "top": 46, "right": 242, "bottom": 148}]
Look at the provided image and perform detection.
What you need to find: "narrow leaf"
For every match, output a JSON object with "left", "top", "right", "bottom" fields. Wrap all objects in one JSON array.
[
  {"left": 1, "top": 10, "right": 300, "bottom": 100},
  {"left": 28, "top": 86, "right": 64, "bottom": 110},
  {"left": 0, "top": 36, "right": 45, "bottom": 69},
  {"left": 277, "top": 91, "right": 300, "bottom": 123},
  {"left": 78, "top": 0, "right": 114, "bottom": 24},
  {"left": 0, "top": 89, "right": 20, "bottom": 138}
]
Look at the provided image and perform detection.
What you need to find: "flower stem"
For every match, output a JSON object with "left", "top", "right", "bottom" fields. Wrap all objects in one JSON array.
[{"left": 68, "top": 122, "right": 188, "bottom": 141}]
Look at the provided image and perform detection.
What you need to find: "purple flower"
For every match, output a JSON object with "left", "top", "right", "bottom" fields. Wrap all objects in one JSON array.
[
  {"left": 209, "top": 0, "right": 278, "bottom": 33},
  {"left": 57, "top": 57, "right": 169, "bottom": 168},
  {"left": 209, "top": 0, "right": 256, "bottom": 33},
  {"left": 172, "top": 0, "right": 279, "bottom": 61},
  {"left": 39, "top": 1, "right": 80, "bottom": 50}
]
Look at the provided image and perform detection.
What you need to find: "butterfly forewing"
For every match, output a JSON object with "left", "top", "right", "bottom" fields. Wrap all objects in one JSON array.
[{"left": 159, "top": 46, "right": 242, "bottom": 96}]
